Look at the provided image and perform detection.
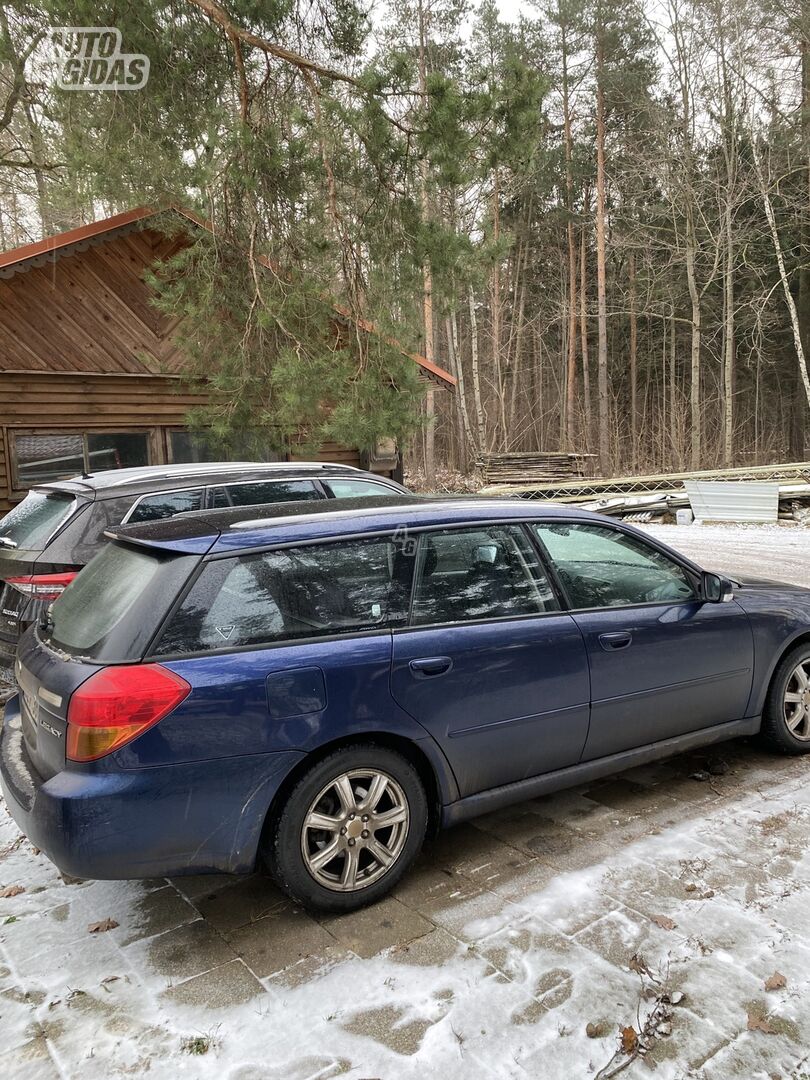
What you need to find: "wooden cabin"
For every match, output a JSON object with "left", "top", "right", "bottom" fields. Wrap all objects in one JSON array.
[{"left": 0, "top": 207, "right": 454, "bottom": 512}]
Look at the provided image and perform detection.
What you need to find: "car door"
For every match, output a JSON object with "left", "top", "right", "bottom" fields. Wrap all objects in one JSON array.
[
  {"left": 389, "top": 524, "right": 591, "bottom": 797},
  {"left": 531, "top": 521, "right": 754, "bottom": 761}
]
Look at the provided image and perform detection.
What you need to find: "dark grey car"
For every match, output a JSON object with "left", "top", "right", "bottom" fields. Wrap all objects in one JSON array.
[{"left": 0, "top": 462, "right": 409, "bottom": 661}]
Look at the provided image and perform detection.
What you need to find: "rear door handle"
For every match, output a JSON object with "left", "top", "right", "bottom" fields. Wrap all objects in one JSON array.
[
  {"left": 599, "top": 631, "right": 632, "bottom": 651},
  {"left": 409, "top": 656, "right": 453, "bottom": 678}
]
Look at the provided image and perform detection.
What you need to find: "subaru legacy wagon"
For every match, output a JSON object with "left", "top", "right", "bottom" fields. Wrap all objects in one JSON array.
[
  {"left": 0, "top": 462, "right": 407, "bottom": 662},
  {"left": 3, "top": 497, "right": 810, "bottom": 912}
]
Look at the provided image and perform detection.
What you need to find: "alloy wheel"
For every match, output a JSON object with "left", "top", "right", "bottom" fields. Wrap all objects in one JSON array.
[
  {"left": 300, "top": 768, "right": 410, "bottom": 892},
  {"left": 784, "top": 659, "right": 810, "bottom": 740}
]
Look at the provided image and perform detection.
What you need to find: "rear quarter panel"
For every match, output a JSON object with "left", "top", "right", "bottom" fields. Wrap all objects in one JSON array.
[{"left": 123, "top": 633, "right": 460, "bottom": 802}]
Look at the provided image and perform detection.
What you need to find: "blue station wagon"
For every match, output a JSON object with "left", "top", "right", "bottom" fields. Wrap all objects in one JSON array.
[{"left": 3, "top": 497, "right": 810, "bottom": 911}]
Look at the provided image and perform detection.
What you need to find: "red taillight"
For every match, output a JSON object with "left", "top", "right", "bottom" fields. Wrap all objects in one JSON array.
[
  {"left": 5, "top": 572, "right": 78, "bottom": 601},
  {"left": 66, "top": 664, "right": 191, "bottom": 762}
]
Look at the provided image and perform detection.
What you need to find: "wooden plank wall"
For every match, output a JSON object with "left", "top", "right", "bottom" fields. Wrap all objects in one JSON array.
[
  {"left": 0, "top": 371, "right": 204, "bottom": 509},
  {"left": 0, "top": 372, "right": 365, "bottom": 512}
]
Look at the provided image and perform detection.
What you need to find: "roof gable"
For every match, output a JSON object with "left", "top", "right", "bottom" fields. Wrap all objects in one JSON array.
[{"left": 0, "top": 207, "right": 455, "bottom": 387}]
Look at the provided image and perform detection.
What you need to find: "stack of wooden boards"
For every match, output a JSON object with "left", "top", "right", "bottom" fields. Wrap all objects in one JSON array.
[{"left": 475, "top": 452, "right": 590, "bottom": 486}]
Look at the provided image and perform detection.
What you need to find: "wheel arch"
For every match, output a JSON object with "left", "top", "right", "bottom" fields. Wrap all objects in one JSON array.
[
  {"left": 259, "top": 732, "right": 446, "bottom": 862},
  {"left": 759, "top": 630, "right": 810, "bottom": 717}
]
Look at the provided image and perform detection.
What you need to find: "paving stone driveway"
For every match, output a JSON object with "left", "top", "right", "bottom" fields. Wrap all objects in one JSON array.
[
  {"left": 3, "top": 524, "right": 810, "bottom": 1079},
  {"left": 4, "top": 738, "right": 810, "bottom": 1079}
]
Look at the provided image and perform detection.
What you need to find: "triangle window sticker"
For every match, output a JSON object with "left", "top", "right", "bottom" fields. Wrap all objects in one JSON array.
[{"left": 215, "top": 625, "right": 235, "bottom": 640}]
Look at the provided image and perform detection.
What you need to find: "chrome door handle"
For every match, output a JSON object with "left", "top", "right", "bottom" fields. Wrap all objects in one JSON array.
[
  {"left": 409, "top": 656, "right": 453, "bottom": 678},
  {"left": 599, "top": 632, "right": 632, "bottom": 651}
]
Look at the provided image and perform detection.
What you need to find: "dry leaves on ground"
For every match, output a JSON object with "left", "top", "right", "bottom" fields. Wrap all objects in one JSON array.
[
  {"left": 651, "top": 914, "right": 676, "bottom": 931},
  {"left": 764, "top": 971, "right": 787, "bottom": 991},
  {"left": 87, "top": 918, "right": 119, "bottom": 934},
  {"left": 620, "top": 1026, "right": 639, "bottom": 1054},
  {"left": 0, "top": 884, "right": 24, "bottom": 898},
  {"left": 747, "top": 1007, "right": 777, "bottom": 1034}
]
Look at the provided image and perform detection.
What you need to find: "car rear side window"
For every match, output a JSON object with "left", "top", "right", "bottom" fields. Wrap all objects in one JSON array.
[
  {"left": 410, "top": 525, "right": 559, "bottom": 626},
  {"left": 322, "top": 478, "right": 401, "bottom": 498},
  {"left": 46, "top": 543, "right": 161, "bottom": 654},
  {"left": 220, "top": 480, "right": 322, "bottom": 507},
  {"left": 127, "top": 489, "right": 204, "bottom": 523},
  {"left": 155, "top": 537, "right": 414, "bottom": 655},
  {"left": 0, "top": 491, "right": 76, "bottom": 550}
]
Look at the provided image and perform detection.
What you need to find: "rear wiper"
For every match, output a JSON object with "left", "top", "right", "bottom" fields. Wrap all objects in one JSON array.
[{"left": 0, "top": 536, "right": 17, "bottom": 549}]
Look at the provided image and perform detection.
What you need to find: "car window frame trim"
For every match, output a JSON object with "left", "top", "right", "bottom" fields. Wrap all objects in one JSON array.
[{"left": 143, "top": 516, "right": 711, "bottom": 662}]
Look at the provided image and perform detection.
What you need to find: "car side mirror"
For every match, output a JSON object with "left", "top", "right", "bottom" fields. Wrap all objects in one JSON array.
[{"left": 702, "top": 571, "right": 734, "bottom": 603}]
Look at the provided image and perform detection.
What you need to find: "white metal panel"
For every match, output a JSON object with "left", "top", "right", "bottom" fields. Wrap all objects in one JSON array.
[{"left": 684, "top": 481, "right": 779, "bottom": 523}]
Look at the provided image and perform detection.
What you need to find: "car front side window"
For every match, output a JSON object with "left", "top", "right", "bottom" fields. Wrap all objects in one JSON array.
[
  {"left": 410, "top": 525, "right": 559, "bottom": 627},
  {"left": 532, "top": 522, "right": 696, "bottom": 609}
]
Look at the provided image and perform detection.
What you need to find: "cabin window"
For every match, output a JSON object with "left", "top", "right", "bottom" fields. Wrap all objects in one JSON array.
[
  {"left": 10, "top": 431, "right": 150, "bottom": 488},
  {"left": 167, "top": 429, "right": 283, "bottom": 464}
]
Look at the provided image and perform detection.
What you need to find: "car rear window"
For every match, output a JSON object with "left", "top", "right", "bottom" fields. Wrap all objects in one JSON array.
[
  {"left": 154, "top": 537, "right": 414, "bottom": 656},
  {"left": 44, "top": 543, "right": 162, "bottom": 656},
  {"left": 0, "top": 491, "right": 76, "bottom": 550}
]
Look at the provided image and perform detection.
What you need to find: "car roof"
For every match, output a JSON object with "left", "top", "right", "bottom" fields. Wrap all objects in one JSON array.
[
  {"left": 108, "top": 494, "right": 613, "bottom": 557},
  {"left": 30, "top": 461, "right": 392, "bottom": 500}
]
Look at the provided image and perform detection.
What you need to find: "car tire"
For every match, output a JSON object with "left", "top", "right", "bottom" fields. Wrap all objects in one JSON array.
[
  {"left": 264, "top": 744, "right": 428, "bottom": 913},
  {"left": 761, "top": 642, "right": 810, "bottom": 754}
]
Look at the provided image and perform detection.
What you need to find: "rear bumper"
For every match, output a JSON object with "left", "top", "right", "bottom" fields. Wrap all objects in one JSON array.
[{"left": 0, "top": 695, "right": 304, "bottom": 879}]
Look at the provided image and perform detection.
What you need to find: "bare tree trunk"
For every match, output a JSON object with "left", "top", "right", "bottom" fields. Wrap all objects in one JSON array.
[
  {"left": 722, "top": 208, "right": 735, "bottom": 466},
  {"left": 595, "top": 32, "right": 610, "bottom": 474},
  {"left": 490, "top": 170, "right": 505, "bottom": 448},
  {"left": 468, "top": 285, "right": 486, "bottom": 455},
  {"left": 685, "top": 206, "right": 701, "bottom": 469},
  {"left": 561, "top": 12, "right": 578, "bottom": 451},
  {"left": 417, "top": 0, "right": 435, "bottom": 485},
  {"left": 629, "top": 250, "right": 638, "bottom": 467},
  {"left": 579, "top": 223, "right": 592, "bottom": 446},
  {"left": 446, "top": 312, "right": 475, "bottom": 461}
]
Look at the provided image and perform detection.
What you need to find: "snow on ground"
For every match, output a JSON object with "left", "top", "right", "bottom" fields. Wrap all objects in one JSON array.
[
  {"left": 2, "top": 524, "right": 810, "bottom": 1079},
  {"left": 640, "top": 522, "right": 810, "bottom": 588}
]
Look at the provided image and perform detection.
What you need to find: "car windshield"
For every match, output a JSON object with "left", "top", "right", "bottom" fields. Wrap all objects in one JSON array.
[
  {"left": 45, "top": 543, "right": 160, "bottom": 656},
  {"left": 0, "top": 491, "right": 76, "bottom": 551}
]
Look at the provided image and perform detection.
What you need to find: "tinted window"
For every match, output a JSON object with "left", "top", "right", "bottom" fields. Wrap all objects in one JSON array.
[
  {"left": 533, "top": 522, "right": 695, "bottom": 608},
  {"left": 323, "top": 478, "right": 401, "bottom": 499},
  {"left": 410, "top": 525, "right": 558, "bottom": 626},
  {"left": 128, "top": 489, "right": 204, "bottom": 523},
  {"left": 46, "top": 543, "right": 160, "bottom": 653},
  {"left": 156, "top": 537, "right": 414, "bottom": 655},
  {"left": 0, "top": 491, "right": 76, "bottom": 550},
  {"left": 221, "top": 480, "right": 322, "bottom": 507}
]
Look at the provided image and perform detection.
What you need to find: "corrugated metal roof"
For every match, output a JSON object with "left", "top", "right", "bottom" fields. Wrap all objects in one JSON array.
[{"left": 684, "top": 481, "right": 780, "bottom": 522}]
